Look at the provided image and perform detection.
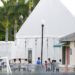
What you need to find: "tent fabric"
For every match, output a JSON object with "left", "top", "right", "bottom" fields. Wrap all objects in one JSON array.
[{"left": 16, "top": 0, "right": 75, "bottom": 38}]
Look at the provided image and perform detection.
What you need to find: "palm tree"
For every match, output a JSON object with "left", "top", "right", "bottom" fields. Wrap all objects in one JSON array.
[
  {"left": 0, "top": 0, "right": 28, "bottom": 41},
  {"left": 0, "top": 0, "right": 40, "bottom": 41},
  {"left": 1, "top": 0, "right": 11, "bottom": 41}
]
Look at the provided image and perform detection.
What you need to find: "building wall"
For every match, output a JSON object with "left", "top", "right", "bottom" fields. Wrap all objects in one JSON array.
[
  {"left": 0, "top": 39, "right": 62, "bottom": 64},
  {"left": 0, "top": 41, "right": 14, "bottom": 59},
  {"left": 70, "top": 42, "right": 75, "bottom": 65},
  {"left": 16, "top": 37, "right": 62, "bottom": 64}
]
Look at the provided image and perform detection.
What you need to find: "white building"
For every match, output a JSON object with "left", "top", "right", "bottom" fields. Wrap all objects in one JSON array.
[
  {"left": 0, "top": 41, "right": 15, "bottom": 59},
  {"left": 0, "top": 0, "right": 75, "bottom": 65},
  {"left": 15, "top": 0, "right": 75, "bottom": 64},
  {"left": 60, "top": 33, "right": 75, "bottom": 65}
]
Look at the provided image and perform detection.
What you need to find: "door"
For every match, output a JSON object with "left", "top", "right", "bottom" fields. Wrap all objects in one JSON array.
[
  {"left": 66, "top": 47, "right": 70, "bottom": 65},
  {"left": 28, "top": 49, "right": 32, "bottom": 63},
  {"left": 62, "top": 46, "right": 66, "bottom": 64}
]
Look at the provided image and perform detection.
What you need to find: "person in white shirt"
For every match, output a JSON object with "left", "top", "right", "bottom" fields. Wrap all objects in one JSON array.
[{"left": 47, "top": 58, "right": 52, "bottom": 71}]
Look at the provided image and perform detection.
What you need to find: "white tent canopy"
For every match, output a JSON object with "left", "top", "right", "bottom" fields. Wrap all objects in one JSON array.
[
  {"left": 15, "top": 0, "right": 75, "bottom": 63},
  {"left": 16, "top": 0, "right": 75, "bottom": 38}
]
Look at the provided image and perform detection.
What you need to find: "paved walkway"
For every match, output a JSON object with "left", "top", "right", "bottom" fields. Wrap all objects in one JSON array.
[
  {"left": 1, "top": 72, "right": 75, "bottom": 75},
  {"left": 12, "top": 72, "right": 75, "bottom": 75}
]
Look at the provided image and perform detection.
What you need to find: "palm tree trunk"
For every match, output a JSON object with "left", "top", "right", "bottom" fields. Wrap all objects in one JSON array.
[
  {"left": 5, "top": 27, "right": 8, "bottom": 42},
  {"left": 29, "top": 0, "right": 33, "bottom": 14},
  {"left": 14, "top": 20, "right": 17, "bottom": 41},
  {"left": 5, "top": 19, "right": 9, "bottom": 42}
]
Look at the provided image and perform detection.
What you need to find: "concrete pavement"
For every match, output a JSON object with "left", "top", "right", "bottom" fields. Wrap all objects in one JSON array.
[{"left": 0, "top": 72, "right": 75, "bottom": 75}]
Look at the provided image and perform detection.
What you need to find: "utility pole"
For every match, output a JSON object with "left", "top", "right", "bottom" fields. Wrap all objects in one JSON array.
[{"left": 41, "top": 24, "right": 44, "bottom": 64}]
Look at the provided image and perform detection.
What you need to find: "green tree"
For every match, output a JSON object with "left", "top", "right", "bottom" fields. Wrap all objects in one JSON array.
[{"left": 0, "top": 0, "right": 40, "bottom": 41}]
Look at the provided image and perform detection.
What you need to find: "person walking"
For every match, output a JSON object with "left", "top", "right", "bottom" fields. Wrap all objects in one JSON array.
[
  {"left": 56, "top": 59, "right": 61, "bottom": 72},
  {"left": 28, "top": 61, "right": 32, "bottom": 72},
  {"left": 22, "top": 59, "right": 28, "bottom": 71},
  {"left": 36, "top": 57, "right": 41, "bottom": 64},
  {"left": 51, "top": 60, "right": 56, "bottom": 72},
  {"left": 45, "top": 60, "right": 48, "bottom": 72},
  {"left": 36, "top": 57, "right": 41, "bottom": 72},
  {"left": 47, "top": 58, "right": 51, "bottom": 71}
]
